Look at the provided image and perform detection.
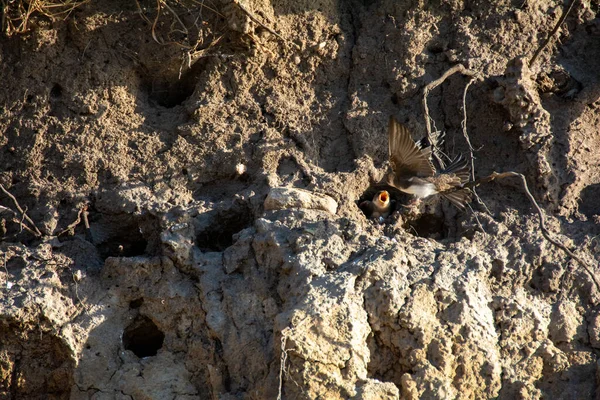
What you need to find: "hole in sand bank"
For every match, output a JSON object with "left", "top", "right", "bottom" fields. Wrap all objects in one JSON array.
[
  {"left": 277, "top": 156, "right": 309, "bottom": 187},
  {"left": 50, "top": 83, "right": 63, "bottom": 99},
  {"left": 96, "top": 232, "right": 147, "bottom": 259},
  {"left": 196, "top": 203, "right": 253, "bottom": 252},
  {"left": 93, "top": 220, "right": 149, "bottom": 260},
  {"left": 141, "top": 58, "right": 209, "bottom": 108},
  {"left": 405, "top": 213, "right": 447, "bottom": 240},
  {"left": 86, "top": 213, "right": 160, "bottom": 260},
  {"left": 0, "top": 319, "right": 74, "bottom": 398},
  {"left": 357, "top": 187, "right": 406, "bottom": 219},
  {"left": 145, "top": 77, "right": 196, "bottom": 108},
  {"left": 129, "top": 298, "right": 144, "bottom": 309},
  {"left": 357, "top": 187, "right": 463, "bottom": 240},
  {"left": 579, "top": 183, "right": 600, "bottom": 218},
  {"left": 123, "top": 315, "right": 165, "bottom": 358}
]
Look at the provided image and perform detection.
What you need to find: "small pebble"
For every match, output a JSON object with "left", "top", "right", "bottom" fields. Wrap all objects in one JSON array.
[{"left": 236, "top": 163, "right": 246, "bottom": 175}]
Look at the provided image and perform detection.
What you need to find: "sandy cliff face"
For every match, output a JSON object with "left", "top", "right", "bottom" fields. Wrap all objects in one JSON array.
[{"left": 1, "top": 0, "right": 599, "bottom": 398}]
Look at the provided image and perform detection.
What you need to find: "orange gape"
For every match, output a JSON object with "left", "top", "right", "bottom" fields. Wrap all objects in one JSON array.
[{"left": 359, "top": 190, "right": 391, "bottom": 219}]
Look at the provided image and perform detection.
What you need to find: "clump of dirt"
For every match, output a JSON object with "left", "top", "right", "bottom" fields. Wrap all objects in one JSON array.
[{"left": 1, "top": 0, "right": 600, "bottom": 398}]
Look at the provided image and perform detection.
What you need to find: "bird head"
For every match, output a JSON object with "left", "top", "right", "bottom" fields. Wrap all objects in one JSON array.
[{"left": 372, "top": 190, "right": 390, "bottom": 209}]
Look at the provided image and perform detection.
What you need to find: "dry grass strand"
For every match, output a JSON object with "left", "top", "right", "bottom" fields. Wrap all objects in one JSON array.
[{"left": 1, "top": 0, "right": 88, "bottom": 36}]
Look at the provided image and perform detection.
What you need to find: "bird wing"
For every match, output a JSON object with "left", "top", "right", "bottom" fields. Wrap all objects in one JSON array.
[
  {"left": 388, "top": 117, "right": 435, "bottom": 178},
  {"left": 359, "top": 200, "right": 375, "bottom": 218},
  {"left": 440, "top": 188, "right": 472, "bottom": 209},
  {"left": 443, "top": 154, "right": 470, "bottom": 183}
]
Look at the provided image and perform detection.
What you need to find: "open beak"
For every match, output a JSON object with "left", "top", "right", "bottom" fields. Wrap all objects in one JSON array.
[{"left": 379, "top": 192, "right": 389, "bottom": 203}]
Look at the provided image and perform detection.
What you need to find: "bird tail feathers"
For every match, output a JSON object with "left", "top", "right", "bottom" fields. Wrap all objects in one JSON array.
[
  {"left": 443, "top": 154, "right": 470, "bottom": 183},
  {"left": 441, "top": 188, "right": 472, "bottom": 209}
]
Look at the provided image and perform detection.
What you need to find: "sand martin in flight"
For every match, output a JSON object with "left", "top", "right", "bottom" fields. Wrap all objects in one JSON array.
[{"left": 386, "top": 116, "right": 471, "bottom": 209}]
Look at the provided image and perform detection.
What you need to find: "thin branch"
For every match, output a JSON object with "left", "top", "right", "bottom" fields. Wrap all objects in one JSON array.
[
  {"left": 461, "top": 77, "right": 476, "bottom": 182},
  {"left": 151, "top": 0, "right": 164, "bottom": 45},
  {"left": 422, "top": 64, "right": 480, "bottom": 169},
  {"left": 529, "top": 0, "right": 579, "bottom": 67},
  {"left": 466, "top": 202, "right": 485, "bottom": 233},
  {"left": 82, "top": 208, "right": 93, "bottom": 243},
  {"left": 277, "top": 327, "right": 291, "bottom": 400},
  {"left": 0, "top": 184, "right": 42, "bottom": 236},
  {"left": 463, "top": 171, "right": 600, "bottom": 293},
  {"left": 0, "top": 214, "right": 40, "bottom": 238},
  {"left": 189, "top": 0, "right": 224, "bottom": 18},
  {"left": 18, "top": 206, "right": 27, "bottom": 233},
  {"left": 57, "top": 205, "right": 87, "bottom": 236},
  {"left": 422, "top": 64, "right": 480, "bottom": 138},
  {"left": 134, "top": 0, "right": 152, "bottom": 25},
  {"left": 162, "top": 0, "right": 188, "bottom": 37},
  {"left": 460, "top": 77, "right": 492, "bottom": 214},
  {"left": 71, "top": 269, "right": 89, "bottom": 311}
]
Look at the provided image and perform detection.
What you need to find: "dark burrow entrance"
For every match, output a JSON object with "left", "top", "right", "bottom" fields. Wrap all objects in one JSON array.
[
  {"left": 196, "top": 202, "right": 253, "bottom": 252},
  {"left": 405, "top": 213, "right": 447, "bottom": 239},
  {"left": 357, "top": 186, "right": 404, "bottom": 219},
  {"left": 358, "top": 186, "right": 453, "bottom": 239},
  {"left": 1, "top": 320, "right": 75, "bottom": 398},
  {"left": 579, "top": 183, "right": 600, "bottom": 218},
  {"left": 277, "top": 156, "right": 310, "bottom": 187},
  {"left": 85, "top": 213, "right": 160, "bottom": 260},
  {"left": 122, "top": 315, "right": 165, "bottom": 358},
  {"left": 141, "top": 57, "right": 209, "bottom": 108}
]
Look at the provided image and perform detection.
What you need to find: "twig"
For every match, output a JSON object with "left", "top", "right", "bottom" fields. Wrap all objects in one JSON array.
[
  {"left": 276, "top": 317, "right": 313, "bottom": 399},
  {"left": 146, "top": 0, "right": 189, "bottom": 47},
  {"left": 232, "top": 0, "right": 300, "bottom": 50},
  {"left": 151, "top": 0, "right": 164, "bottom": 45},
  {"left": 460, "top": 77, "right": 492, "bottom": 214},
  {"left": 82, "top": 208, "right": 94, "bottom": 243},
  {"left": 464, "top": 171, "right": 600, "bottom": 293},
  {"left": 466, "top": 202, "right": 485, "bottom": 233},
  {"left": 134, "top": 0, "right": 152, "bottom": 25},
  {"left": 18, "top": 206, "right": 27, "bottom": 233},
  {"left": 422, "top": 64, "right": 480, "bottom": 138},
  {"left": 422, "top": 64, "right": 480, "bottom": 168},
  {"left": 82, "top": 208, "right": 90, "bottom": 229},
  {"left": 57, "top": 205, "right": 87, "bottom": 236},
  {"left": 161, "top": 0, "right": 188, "bottom": 37},
  {"left": 461, "top": 77, "right": 476, "bottom": 182},
  {"left": 277, "top": 327, "right": 291, "bottom": 400},
  {"left": 0, "top": 184, "right": 42, "bottom": 236},
  {"left": 71, "top": 269, "right": 88, "bottom": 311},
  {"left": 529, "top": 0, "right": 579, "bottom": 67},
  {"left": 190, "top": 0, "right": 224, "bottom": 19},
  {"left": 0, "top": 214, "right": 40, "bottom": 238}
]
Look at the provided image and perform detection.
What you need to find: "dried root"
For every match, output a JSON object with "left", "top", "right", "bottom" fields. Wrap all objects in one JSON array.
[{"left": 1, "top": 0, "right": 88, "bottom": 36}]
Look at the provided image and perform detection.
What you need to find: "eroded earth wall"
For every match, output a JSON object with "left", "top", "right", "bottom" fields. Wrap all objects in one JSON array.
[{"left": 1, "top": 0, "right": 600, "bottom": 399}]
